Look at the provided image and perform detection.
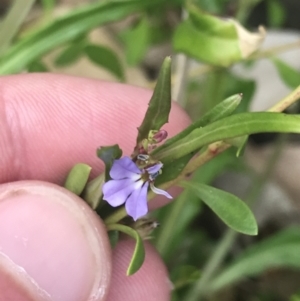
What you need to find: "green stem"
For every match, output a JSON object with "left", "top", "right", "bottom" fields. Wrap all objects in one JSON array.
[
  {"left": 268, "top": 85, "right": 300, "bottom": 113},
  {"left": 0, "top": 0, "right": 35, "bottom": 53},
  {"left": 104, "top": 207, "right": 127, "bottom": 224},
  {"left": 186, "top": 229, "right": 237, "bottom": 301},
  {"left": 186, "top": 135, "right": 286, "bottom": 301},
  {"left": 155, "top": 189, "right": 189, "bottom": 256}
]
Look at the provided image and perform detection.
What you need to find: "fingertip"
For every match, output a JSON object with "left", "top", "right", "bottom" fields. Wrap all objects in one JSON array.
[{"left": 0, "top": 181, "right": 112, "bottom": 301}]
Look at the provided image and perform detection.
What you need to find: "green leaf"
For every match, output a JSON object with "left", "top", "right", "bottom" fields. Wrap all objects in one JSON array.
[
  {"left": 223, "top": 74, "right": 256, "bottom": 155},
  {"left": 27, "top": 60, "right": 48, "bottom": 72},
  {"left": 209, "top": 227, "right": 300, "bottom": 292},
  {"left": 82, "top": 173, "right": 105, "bottom": 209},
  {"left": 84, "top": 44, "right": 125, "bottom": 81},
  {"left": 0, "top": 0, "right": 35, "bottom": 53},
  {"left": 173, "top": 1, "right": 265, "bottom": 67},
  {"left": 153, "top": 112, "right": 300, "bottom": 164},
  {"left": 267, "top": 0, "right": 286, "bottom": 28},
  {"left": 0, "top": 0, "right": 158, "bottom": 74},
  {"left": 41, "top": 0, "right": 56, "bottom": 12},
  {"left": 155, "top": 153, "right": 194, "bottom": 186},
  {"left": 171, "top": 265, "right": 200, "bottom": 289},
  {"left": 106, "top": 224, "right": 145, "bottom": 275},
  {"left": 160, "top": 93, "right": 242, "bottom": 152},
  {"left": 136, "top": 56, "right": 172, "bottom": 144},
  {"left": 64, "top": 163, "right": 92, "bottom": 196},
  {"left": 97, "top": 144, "right": 122, "bottom": 180},
  {"left": 223, "top": 73, "right": 256, "bottom": 113},
  {"left": 120, "top": 17, "right": 150, "bottom": 66},
  {"left": 108, "top": 230, "right": 119, "bottom": 249},
  {"left": 55, "top": 44, "right": 84, "bottom": 66},
  {"left": 272, "top": 57, "right": 300, "bottom": 89},
  {"left": 181, "top": 181, "right": 257, "bottom": 235},
  {"left": 193, "top": 0, "right": 225, "bottom": 14}
]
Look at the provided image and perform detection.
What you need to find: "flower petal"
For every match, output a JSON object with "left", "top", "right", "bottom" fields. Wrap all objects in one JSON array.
[
  {"left": 125, "top": 181, "right": 149, "bottom": 221},
  {"left": 146, "top": 163, "right": 163, "bottom": 175},
  {"left": 110, "top": 157, "right": 142, "bottom": 180},
  {"left": 150, "top": 183, "right": 173, "bottom": 199},
  {"left": 103, "top": 178, "right": 138, "bottom": 207}
]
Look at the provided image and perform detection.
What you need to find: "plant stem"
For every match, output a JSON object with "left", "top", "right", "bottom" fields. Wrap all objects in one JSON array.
[
  {"left": 186, "top": 134, "right": 286, "bottom": 301},
  {"left": 172, "top": 53, "right": 190, "bottom": 106},
  {"left": 0, "top": 0, "right": 35, "bottom": 53},
  {"left": 172, "top": 9, "right": 189, "bottom": 107},
  {"left": 186, "top": 229, "right": 237, "bottom": 301},
  {"left": 104, "top": 206, "right": 127, "bottom": 224},
  {"left": 268, "top": 85, "right": 300, "bottom": 113},
  {"left": 252, "top": 40, "right": 300, "bottom": 61},
  {"left": 155, "top": 189, "right": 189, "bottom": 256}
]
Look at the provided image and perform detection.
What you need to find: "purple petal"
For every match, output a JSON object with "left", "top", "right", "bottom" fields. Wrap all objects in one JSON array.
[
  {"left": 146, "top": 163, "right": 163, "bottom": 174},
  {"left": 125, "top": 181, "right": 149, "bottom": 221},
  {"left": 150, "top": 183, "right": 172, "bottom": 199},
  {"left": 110, "top": 157, "right": 142, "bottom": 180},
  {"left": 103, "top": 178, "right": 139, "bottom": 207}
]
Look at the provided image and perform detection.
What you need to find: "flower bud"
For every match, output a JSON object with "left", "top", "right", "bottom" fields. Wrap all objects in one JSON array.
[{"left": 149, "top": 129, "right": 168, "bottom": 144}]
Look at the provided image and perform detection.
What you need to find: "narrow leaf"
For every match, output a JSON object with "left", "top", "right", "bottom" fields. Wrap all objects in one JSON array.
[
  {"left": 155, "top": 153, "right": 195, "bottom": 186},
  {"left": 171, "top": 265, "right": 201, "bottom": 289},
  {"left": 0, "top": 0, "right": 158, "bottom": 74},
  {"left": 82, "top": 173, "right": 105, "bottom": 209},
  {"left": 272, "top": 57, "right": 300, "bottom": 89},
  {"left": 108, "top": 230, "right": 119, "bottom": 249},
  {"left": 64, "top": 163, "right": 92, "bottom": 196},
  {"left": 181, "top": 181, "right": 258, "bottom": 235},
  {"left": 267, "top": 0, "right": 286, "bottom": 28},
  {"left": 97, "top": 144, "right": 122, "bottom": 180},
  {"left": 27, "top": 60, "right": 48, "bottom": 72},
  {"left": 222, "top": 75, "right": 256, "bottom": 155},
  {"left": 41, "top": 0, "right": 56, "bottom": 12},
  {"left": 224, "top": 73, "right": 256, "bottom": 113},
  {"left": 158, "top": 93, "right": 242, "bottom": 152},
  {"left": 106, "top": 224, "right": 145, "bottom": 275},
  {"left": 84, "top": 44, "right": 125, "bottom": 80},
  {"left": 210, "top": 227, "right": 300, "bottom": 292},
  {"left": 136, "top": 56, "right": 171, "bottom": 144},
  {"left": 0, "top": 0, "right": 35, "bottom": 53},
  {"left": 120, "top": 17, "right": 150, "bottom": 66},
  {"left": 153, "top": 112, "right": 300, "bottom": 163},
  {"left": 55, "top": 44, "right": 84, "bottom": 66}
]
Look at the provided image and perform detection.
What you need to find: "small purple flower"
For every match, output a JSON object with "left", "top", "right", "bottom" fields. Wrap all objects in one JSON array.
[{"left": 102, "top": 156, "right": 172, "bottom": 220}]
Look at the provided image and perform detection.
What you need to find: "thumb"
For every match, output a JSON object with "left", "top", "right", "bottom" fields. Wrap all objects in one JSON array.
[{"left": 0, "top": 181, "right": 111, "bottom": 301}]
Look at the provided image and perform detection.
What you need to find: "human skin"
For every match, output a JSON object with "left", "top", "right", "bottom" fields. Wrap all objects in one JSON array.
[{"left": 0, "top": 74, "right": 190, "bottom": 301}]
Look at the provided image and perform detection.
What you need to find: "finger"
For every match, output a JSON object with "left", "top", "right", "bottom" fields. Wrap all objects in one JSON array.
[
  {"left": 106, "top": 239, "right": 171, "bottom": 301},
  {"left": 0, "top": 181, "right": 111, "bottom": 301},
  {"left": 0, "top": 74, "right": 190, "bottom": 184}
]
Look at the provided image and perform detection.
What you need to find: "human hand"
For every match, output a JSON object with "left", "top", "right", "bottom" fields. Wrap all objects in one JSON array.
[{"left": 0, "top": 74, "right": 190, "bottom": 301}]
